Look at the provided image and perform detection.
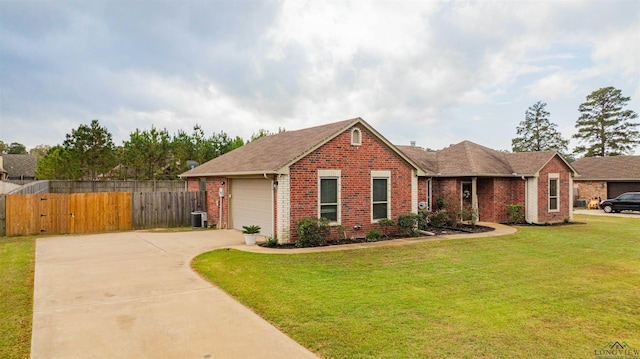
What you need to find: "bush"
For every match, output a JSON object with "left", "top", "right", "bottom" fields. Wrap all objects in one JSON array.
[
  {"left": 506, "top": 204, "right": 525, "bottom": 224},
  {"left": 397, "top": 213, "right": 420, "bottom": 237},
  {"left": 264, "top": 235, "right": 279, "bottom": 248},
  {"left": 429, "top": 210, "right": 451, "bottom": 228},
  {"left": 377, "top": 218, "right": 395, "bottom": 238},
  {"left": 417, "top": 210, "right": 430, "bottom": 230},
  {"left": 434, "top": 198, "right": 446, "bottom": 210},
  {"left": 295, "top": 217, "right": 330, "bottom": 248},
  {"left": 365, "top": 229, "right": 382, "bottom": 242},
  {"left": 459, "top": 206, "right": 479, "bottom": 226}
]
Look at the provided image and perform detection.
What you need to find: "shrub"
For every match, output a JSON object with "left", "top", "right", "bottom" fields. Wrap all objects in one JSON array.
[
  {"left": 264, "top": 235, "right": 279, "bottom": 248},
  {"left": 459, "top": 206, "right": 479, "bottom": 226},
  {"left": 417, "top": 210, "right": 430, "bottom": 230},
  {"left": 434, "top": 198, "right": 446, "bottom": 210},
  {"left": 335, "top": 225, "right": 348, "bottom": 240},
  {"left": 506, "top": 204, "right": 525, "bottom": 224},
  {"left": 295, "top": 217, "right": 330, "bottom": 248},
  {"left": 397, "top": 213, "right": 420, "bottom": 237},
  {"left": 365, "top": 229, "right": 382, "bottom": 242},
  {"left": 377, "top": 218, "right": 396, "bottom": 238},
  {"left": 429, "top": 210, "right": 451, "bottom": 228}
]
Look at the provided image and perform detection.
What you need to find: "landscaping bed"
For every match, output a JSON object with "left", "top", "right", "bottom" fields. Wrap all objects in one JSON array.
[{"left": 260, "top": 223, "right": 495, "bottom": 249}]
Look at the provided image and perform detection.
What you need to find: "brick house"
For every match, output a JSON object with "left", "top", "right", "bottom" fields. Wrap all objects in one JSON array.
[
  {"left": 571, "top": 156, "right": 640, "bottom": 202},
  {"left": 180, "top": 118, "right": 577, "bottom": 243},
  {"left": 400, "top": 141, "right": 578, "bottom": 224}
]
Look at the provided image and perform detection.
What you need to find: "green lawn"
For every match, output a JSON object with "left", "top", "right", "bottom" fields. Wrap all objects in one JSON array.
[
  {"left": 193, "top": 215, "right": 640, "bottom": 359},
  {"left": 0, "top": 237, "right": 35, "bottom": 359}
]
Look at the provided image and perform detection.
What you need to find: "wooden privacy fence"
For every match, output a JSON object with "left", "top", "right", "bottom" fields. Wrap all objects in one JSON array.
[
  {"left": 5, "top": 193, "right": 131, "bottom": 236},
  {"left": 2, "top": 191, "right": 206, "bottom": 236},
  {"left": 131, "top": 191, "right": 206, "bottom": 229}
]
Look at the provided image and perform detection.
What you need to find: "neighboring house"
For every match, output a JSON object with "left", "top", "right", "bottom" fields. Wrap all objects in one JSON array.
[
  {"left": 0, "top": 154, "right": 37, "bottom": 181},
  {"left": 180, "top": 118, "right": 577, "bottom": 243},
  {"left": 572, "top": 156, "right": 640, "bottom": 201}
]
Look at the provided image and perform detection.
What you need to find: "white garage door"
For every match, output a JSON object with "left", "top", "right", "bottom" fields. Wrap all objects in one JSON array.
[{"left": 229, "top": 178, "right": 273, "bottom": 237}]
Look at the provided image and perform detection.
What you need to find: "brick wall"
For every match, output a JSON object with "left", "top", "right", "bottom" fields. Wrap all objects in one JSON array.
[
  {"left": 431, "top": 177, "right": 526, "bottom": 223},
  {"left": 477, "top": 177, "right": 525, "bottom": 223},
  {"left": 537, "top": 156, "right": 572, "bottom": 223},
  {"left": 431, "top": 178, "right": 459, "bottom": 212},
  {"left": 187, "top": 177, "right": 229, "bottom": 228},
  {"left": 288, "top": 124, "right": 414, "bottom": 241},
  {"left": 574, "top": 180, "right": 607, "bottom": 202}
]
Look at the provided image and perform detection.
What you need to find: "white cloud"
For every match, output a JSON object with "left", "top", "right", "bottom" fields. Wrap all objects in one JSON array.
[
  {"left": 527, "top": 72, "right": 578, "bottom": 99},
  {"left": 590, "top": 23, "right": 640, "bottom": 75}
]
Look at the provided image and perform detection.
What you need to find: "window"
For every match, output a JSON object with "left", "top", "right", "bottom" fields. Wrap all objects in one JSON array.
[
  {"left": 372, "top": 179, "right": 388, "bottom": 220},
  {"left": 319, "top": 170, "right": 341, "bottom": 223},
  {"left": 371, "top": 170, "right": 391, "bottom": 221},
  {"left": 199, "top": 178, "right": 206, "bottom": 191},
  {"left": 351, "top": 128, "right": 362, "bottom": 146},
  {"left": 320, "top": 178, "right": 338, "bottom": 221},
  {"left": 549, "top": 174, "right": 559, "bottom": 211}
]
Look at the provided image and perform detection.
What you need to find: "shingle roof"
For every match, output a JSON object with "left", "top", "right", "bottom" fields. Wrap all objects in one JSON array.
[
  {"left": 572, "top": 156, "right": 640, "bottom": 181},
  {"left": 1, "top": 154, "right": 37, "bottom": 178},
  {"left": 395, "top": 146, "right": 438, "bottom": 176},
  {"left": 181, "top": 118, "right": 372, "bottom": 177},
  {"left": 399, "top": 141, "right": 574, "bottom": 177}
]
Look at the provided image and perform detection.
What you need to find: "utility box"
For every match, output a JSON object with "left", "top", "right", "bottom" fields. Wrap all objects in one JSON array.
[{"left": 191, "top": 211, "right": 208, "bottom": 228}]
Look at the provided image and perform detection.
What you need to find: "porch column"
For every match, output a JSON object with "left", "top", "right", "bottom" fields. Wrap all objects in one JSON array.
[{"left": 472, "top": 177, "right": 478, "bottom": 222}]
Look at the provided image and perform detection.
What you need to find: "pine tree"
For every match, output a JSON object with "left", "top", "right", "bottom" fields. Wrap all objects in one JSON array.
[
  {"left": 573, "top": 86, "right": 639, "bottom": 157},
  {"left": 63, "top": 119, "right": 117, "bottom": 179},
  {"left": 511, "top": 101, "right": 568, "bottom": 153}
]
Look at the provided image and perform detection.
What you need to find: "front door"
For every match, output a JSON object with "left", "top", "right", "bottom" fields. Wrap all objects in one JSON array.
[{"left": 461, "top": 182, "right": 472, "bottom": 220}]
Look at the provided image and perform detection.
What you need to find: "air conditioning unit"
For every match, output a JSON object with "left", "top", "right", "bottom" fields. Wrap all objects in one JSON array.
[{"left": 191, "top": 211, "right": 208, "bottom": 228}]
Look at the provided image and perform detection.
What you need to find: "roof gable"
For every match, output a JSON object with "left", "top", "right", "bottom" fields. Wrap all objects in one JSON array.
[
  {"left": 180, "top": 118, "right": 424, "bottom": 177},
  {"left": 399, "top": 141, "right": 575, "bottom": 177},
  {"left": 572, "top": 156, "right": 640, "bottom": 180}
]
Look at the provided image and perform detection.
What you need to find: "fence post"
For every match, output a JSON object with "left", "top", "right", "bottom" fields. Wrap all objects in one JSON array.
[{"left": 0, "top": 194, "right": 5, "bottom": 237}]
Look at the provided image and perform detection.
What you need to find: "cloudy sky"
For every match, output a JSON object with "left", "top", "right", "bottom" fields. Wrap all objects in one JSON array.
[{"left": 1, "top": 0, "right": 639, "bottom": 155}]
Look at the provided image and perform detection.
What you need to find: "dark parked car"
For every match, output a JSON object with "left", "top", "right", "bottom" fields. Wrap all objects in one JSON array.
[{"left": 599, "top": 192, "right": 640, "bottom": 213}]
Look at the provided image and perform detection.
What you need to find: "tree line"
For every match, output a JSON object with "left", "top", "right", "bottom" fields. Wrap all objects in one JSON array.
[
  {"left": 2, "top": 86, "right": 638, "bottom": 181},
  {"left": 1, "top": 123, "right": 282, "bottom": 180}
]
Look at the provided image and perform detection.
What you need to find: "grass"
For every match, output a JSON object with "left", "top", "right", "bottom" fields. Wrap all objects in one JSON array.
[
  {"left": 0, "top": 236, "right": 35, "bottom": 359},
  {"left": 193, "top": 214, "right": 640, "bottom": 359}
]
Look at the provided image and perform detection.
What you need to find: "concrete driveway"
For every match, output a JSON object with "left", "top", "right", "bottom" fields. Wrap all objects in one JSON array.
[{"left": 31, "top": 230, "right": 318, "bottom": 359}]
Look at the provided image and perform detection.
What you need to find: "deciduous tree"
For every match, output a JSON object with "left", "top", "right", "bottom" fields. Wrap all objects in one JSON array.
[
  {"left": 7, "top": 142, "right": 28, "bottom": 154},
  {"left": 36, "top": 145, "right": 83, "bottom": 179},
  {"left": 29, "top": 145, "right": 51, "bottom": 159}
]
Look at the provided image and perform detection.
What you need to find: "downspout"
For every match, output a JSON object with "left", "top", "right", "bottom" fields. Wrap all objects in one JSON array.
[
  {"left": 522, "top": 176, "right": 531, "bottom": 224},
  {"left": 265, "top": 173, "right": 275, "bottom": 238}
]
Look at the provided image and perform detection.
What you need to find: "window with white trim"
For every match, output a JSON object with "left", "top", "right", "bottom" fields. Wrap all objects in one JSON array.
[
  {"left": 351, "top": 128, "right": 362, "bottom": 146},
  {"left": 371, "top": 170, "right": 391, "bottom": 221},
  {"left": 318, "top": 170, "right": 341, "bottom": 223},
  {"left": 548, "top": 174, "right": 559, "bottom": 212}
]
